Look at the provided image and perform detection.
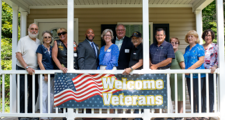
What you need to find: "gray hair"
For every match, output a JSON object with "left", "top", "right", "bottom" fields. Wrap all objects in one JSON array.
[
  {"left": 101, "top": 29, "right": 114, "bottom": 40},
  {"left": 41, "top": 31, "right": 54, "bottom": 45},
  {"left": 28, "top": 23, "right": 38, "bottom": 30},
  {"left": 115, "top": 24, "right": 126, "bottom": 31}
]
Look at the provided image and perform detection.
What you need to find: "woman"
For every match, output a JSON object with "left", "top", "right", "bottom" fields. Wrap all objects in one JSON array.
[
  {"left": 184, "top": 30, "right": 205, "bottom": 120},
  {"left": 36, "top": 31, "right": 54, "bottom": 120},
  {"left": 99, "top": 29, "right": 119, "bottom": 70},
  {"left": 202, "top": 29, "right": 218, "bottom": 118},
  {"left": 52, "top": 28, "right": 68, "bottom": 73},
  {"left": 170, "top": 38, "right": 185, "bottom": 116}
]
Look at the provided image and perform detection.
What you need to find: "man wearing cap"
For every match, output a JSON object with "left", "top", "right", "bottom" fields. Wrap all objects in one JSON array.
[
  {"left": 123, "top": 31, "right": 143, "bottom": 75},
  {"left": 149, "top": 28, "right": 175, "bottom": 120},
  {"left": 123, "top": 31, "right": 143, "bottom": 120},
  {"left": 113, "top": 24, "right": 133, "bottom": 70}
]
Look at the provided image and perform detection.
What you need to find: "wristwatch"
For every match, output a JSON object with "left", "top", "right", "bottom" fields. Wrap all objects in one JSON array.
[
  {"left": 25, "top": 66, "right": 29, "bottom": 69},
  {"left": 130, "top": 67, "right": 133, "bottom": 71}
]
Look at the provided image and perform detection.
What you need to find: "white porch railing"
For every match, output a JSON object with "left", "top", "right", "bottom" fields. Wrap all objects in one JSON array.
[{"left": 0, "top": 69, "right": 221, "bottom": 120}]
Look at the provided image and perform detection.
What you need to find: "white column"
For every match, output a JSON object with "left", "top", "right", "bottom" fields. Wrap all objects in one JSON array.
[
  {"left": 67, "top": 0, "right": 74, "bottom": 71},
  {"left": 11, "top": 4, "right": 19, "bottom": 113},
  {"left": 216, "top": 0, "right": 225, "bottom": 119},
  {"left": 195, "top": 10, "right": 203, "bottom": 44},
  {"left": 67, "top": 0, "right": 75, "bottom": 119},
  {"left": 142, "top": 0, "right": 151, "bottom": 119},
  {"left": 142, "top": 0, "right": 150, "bottom": 70},
  {"left": 20, "top": 11, "right": 28, "bottom": 37}
]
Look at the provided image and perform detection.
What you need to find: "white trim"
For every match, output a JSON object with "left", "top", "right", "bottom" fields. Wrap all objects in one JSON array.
[
  {"left": 29, "top": 4, "right": 192, "bottom": 9},
  {"left": 33, "top": 18, "right": 79, "bottom": 44},
  {"left": 117, "top": 22, "right": 153, "bottom": 44},
  {"left": 192, "top": 0, "right": 214, "bottom": 12}
]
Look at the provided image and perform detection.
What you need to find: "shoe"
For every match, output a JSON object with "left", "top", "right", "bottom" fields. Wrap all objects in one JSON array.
[
  {"left": 19, "top": 118, "right": 30, "bottom": 120},
  {"left": 62, "top": 118, "right": 67, "bottom": 120},
  {"left": 202, "top": 117, "right": 210, "bottom": 120},
  {"left": 186, "top": 118, "right": 194, "bottom": 120},
  {"left": 134, "top": 118, "right": 143, "bottom": 120},
  {"left": 154, "top": 118, "right": 164, "bottom": 120},
  {"left": 167, "top": 118, "right": 174, "bottom": 120},
  {"left": 30, "top": 118, "right": 39, "bottom": 120},
  {"left": 175, "top": 118, "right": 183, "bottom": 120}
]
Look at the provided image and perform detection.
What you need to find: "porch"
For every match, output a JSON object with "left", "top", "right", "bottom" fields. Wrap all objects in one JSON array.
[{"left": 0, "top": 0, "right": 225, "bottom": 120}]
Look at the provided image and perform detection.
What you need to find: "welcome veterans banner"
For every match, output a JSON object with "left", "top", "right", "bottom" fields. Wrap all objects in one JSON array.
[{"left": 54, "top": 73, "right": 168, "bottom": 109}]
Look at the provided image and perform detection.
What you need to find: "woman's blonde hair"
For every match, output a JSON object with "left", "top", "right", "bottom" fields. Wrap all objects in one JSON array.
[
  {"left": 185, "top": 30, "right": 200, "bottom": 44},
  {"left": 57, "top": 28, "right": 67, "bottom": 34}
]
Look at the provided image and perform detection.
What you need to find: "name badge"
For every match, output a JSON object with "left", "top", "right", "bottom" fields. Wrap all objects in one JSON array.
[
  {"left": 107, "top": 49, "right": 111, "bottom": 52},
  {"left": 133, "top": 52, "right": 136, "bottom": 55},
  {"left": 125, "top": 49, "right": 130, "bottom": 53},
  {"left": 74, "top": 53, "right": 77, "bottom": 57}
]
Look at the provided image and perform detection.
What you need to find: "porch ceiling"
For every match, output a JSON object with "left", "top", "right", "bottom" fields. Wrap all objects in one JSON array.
[{"left": 4, "top": 0, "right": 214, "bottom": 13}]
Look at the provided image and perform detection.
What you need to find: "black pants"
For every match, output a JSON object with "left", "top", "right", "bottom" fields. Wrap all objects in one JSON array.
[
  {"left": 186, "top": 77, "right": 205, "bottom": 113},
  {"left": 16, "top": 65, "right": 39, "bottom": 113},
  {"left": 202, "top": 74, "right": 215, "bottom": 112}
]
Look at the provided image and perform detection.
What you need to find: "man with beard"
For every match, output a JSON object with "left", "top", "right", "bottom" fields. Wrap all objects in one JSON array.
[
  {"left": 78, "top": 28, "right": 99, "bottom": 69},
  {"left": 16, "top": 23, "right": 40, "bottom": 120}
]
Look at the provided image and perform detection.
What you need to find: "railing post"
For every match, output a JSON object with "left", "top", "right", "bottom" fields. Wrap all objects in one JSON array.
[
  {"left": 11, "top": 3, "right": 19, "bottom": 113},
  {"left": 142, "top": 0, "right": 149, "bottom": 70},
  {"left": 143, "top": 109, "right": 151, "bottom": 120},
  {"left": 216, "top": 0, "right": 225, "bottom": 119},
  {"left": 67, "top": 0, "right": 75, "bottom": 119}
]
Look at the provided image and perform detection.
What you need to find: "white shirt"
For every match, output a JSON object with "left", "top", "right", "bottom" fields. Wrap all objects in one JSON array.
[
  {"left": 115, "top": 37, "right": 124, "bottom": 51},
  {"left": 16, "top": 36, "right": 40, "bottom": 69}
]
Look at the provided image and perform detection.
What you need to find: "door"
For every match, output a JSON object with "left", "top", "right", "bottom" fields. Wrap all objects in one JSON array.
[{"left": 34, "top": 18, "right": 79, "bottom": 44}]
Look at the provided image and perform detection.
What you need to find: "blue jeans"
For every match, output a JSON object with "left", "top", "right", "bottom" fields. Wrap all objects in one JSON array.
[
  {"left": 134, "top": 109, "right": 143, "bottom": 120},
  {"left": 186, "top": 77, "right": 205, "bottom": 113},
  {"left": 16, "top": 65, "right": 39, "bottom": 113},
  {"left": 202, "top": 74, "right": 215, "bottom": 112}
]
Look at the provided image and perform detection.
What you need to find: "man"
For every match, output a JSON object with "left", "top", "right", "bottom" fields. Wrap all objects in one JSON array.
[
  {"left": 149, "top": 28, "right": 175, "bottom": 120},
  {"left": 123, "top": 31, "right": 143, "bottom": 75},
  {"left": 77, "top": 28, "right": 99, "bottom": 70},
  {"left": 16, "top": 23, "right": 40, "bottom": 120},
  {"left": 112, "top": 24, "right": 133, "bottom": 70},
  {"left": 123, "top": 31, "right": 143, "bottom": 120}
]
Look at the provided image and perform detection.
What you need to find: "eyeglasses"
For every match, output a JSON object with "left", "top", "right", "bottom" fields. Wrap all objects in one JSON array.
[
  {"left": 44, "top": 36, "right": 51, "bottom": 39},
  {"left": 30, "top": 28, "right": 38, "bottom": 31},
  {"left": 116, "top": 29, "right": 125, "bottom": 32},
  {"left": 58, "top": 32, "right": 67, "bottom": 36},
  {"left": 171, "top": 42, "right": 179, "bottom": 44},
  {"left": 104, "top": 35, "right": 111, "bottom": 37}
]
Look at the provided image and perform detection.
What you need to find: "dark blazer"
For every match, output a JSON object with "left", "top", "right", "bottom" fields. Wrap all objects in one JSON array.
[
  {"left": 77, "top": 39, "right": 99, "bottom": 70},
  {"left": 112, "top": 36, "right": 133, "bottom": 70}
]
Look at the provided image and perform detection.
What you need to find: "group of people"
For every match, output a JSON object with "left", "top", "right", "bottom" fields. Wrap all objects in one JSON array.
[{"left": 16, "top": 23, "right": 218, "bottom": 120}]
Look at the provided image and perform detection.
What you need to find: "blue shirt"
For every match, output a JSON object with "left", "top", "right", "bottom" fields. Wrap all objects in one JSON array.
[
  {"left": 87, "top": 39, "right": 98, "bottom": 57},
  {"left": 99, "top": 44, "right": 119, "bottom": 70},
  {"left": 36, "top": 45, "right": 54, "bottom": 70},
  {"left": 184, "top": 43, "right": 205, "bottom": 78},
  {"left": 149, "top": 41, "right": 175, "bottom": 69}
]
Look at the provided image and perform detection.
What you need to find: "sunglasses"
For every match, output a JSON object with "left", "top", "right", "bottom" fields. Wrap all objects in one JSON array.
[
  {"left": 44, "top": 36, "right": 51, "bottom": 39},
  {"left": 58, "top": 32, "right": 67, "bottom": 36}
]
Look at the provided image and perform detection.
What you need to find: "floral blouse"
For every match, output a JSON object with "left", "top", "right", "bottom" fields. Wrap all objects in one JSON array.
[{"left": 203, "top": 43, "right": 218, "bottom": 69}]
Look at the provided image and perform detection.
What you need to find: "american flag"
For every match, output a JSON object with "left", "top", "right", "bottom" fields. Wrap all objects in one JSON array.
[{"left": 54, "top": 73, "right": 122, "bottom": 107}]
